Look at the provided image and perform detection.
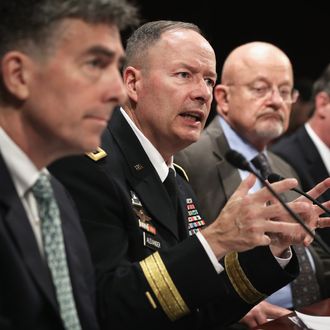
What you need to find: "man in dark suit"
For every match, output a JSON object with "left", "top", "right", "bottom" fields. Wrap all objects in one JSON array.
[
  {"left": 0, "top": 0, "right": 138, "bottom": 329},
  {"left": 175, "top": 42, "right": 330, "bottom": 328},
  {"left": 51, "top": 22, "right": 324, "bottom": 330},
  {"left": 271, "top": 64, "right": 330, "bottom": 244}
]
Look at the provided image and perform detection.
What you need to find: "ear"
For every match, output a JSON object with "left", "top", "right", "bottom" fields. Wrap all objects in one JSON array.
[
  {"left": 123, "top": 66, "right": 141, "bottom": 103},
  {"left": 1, "top": 51, "right": 31, "bottom": 100},
  {"left": 214, "top": 84, "right": 230, "bottom": 116},
  {"left": 315, "top": 91, "right": 330, "bottom": 118}
]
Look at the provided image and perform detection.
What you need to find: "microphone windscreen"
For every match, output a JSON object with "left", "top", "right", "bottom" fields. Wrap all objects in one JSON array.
[
  {"left": 268, "top": 173, "right": 284, "bottom": 183},
  {"left": 225, "top": 150, "right": 251, "bottom": 172}
]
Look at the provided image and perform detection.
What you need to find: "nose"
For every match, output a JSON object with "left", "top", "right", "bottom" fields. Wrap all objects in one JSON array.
[
  {"left": 267, "top": 88, "right": 284, "bottom": 106},
  {"left": 104, "top": 68, "right": 127, "bottom": 107},
  {"left": 191, "top": 79, "right": 213, "bottom": 104}
]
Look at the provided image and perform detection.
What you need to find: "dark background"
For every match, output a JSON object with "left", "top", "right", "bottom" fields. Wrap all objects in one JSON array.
[{"left": 135, "top": 0, "right": 329, "bottom": 82}]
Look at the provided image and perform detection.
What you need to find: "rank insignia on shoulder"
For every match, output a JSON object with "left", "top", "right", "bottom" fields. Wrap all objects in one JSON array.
[
  {"left": 143, "top": 232, "right": 161, "bottom": 250},
  {"left": 85, "top": 147, "right": 107, "bottom": 161}
]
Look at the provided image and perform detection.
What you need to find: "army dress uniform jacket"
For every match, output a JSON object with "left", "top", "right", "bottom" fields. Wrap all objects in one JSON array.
[
  {"left": 50, "top": 110, "right": 299, "bottom": 330},
  {"left": 0, "top": 153, "right": 99, "bottom": 330}
]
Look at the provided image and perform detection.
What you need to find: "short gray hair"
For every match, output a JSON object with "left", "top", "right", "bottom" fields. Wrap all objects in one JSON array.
[
  {"left": 312, "top": 64, "right": 330, "bottom": 100},
  {"left": 124, "top": 20, "right": 202, "bottom": 69}
]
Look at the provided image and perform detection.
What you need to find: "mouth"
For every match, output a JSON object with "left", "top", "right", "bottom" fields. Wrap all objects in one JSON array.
[
  {"left": 179, "top": 111, "right": 204, "bottom": 123},
  {"left": 258, "top": 111, "right": 284, "bottom": 122},
  {"left": 86, "top": 114, "right": 110, "bottom": 127}
]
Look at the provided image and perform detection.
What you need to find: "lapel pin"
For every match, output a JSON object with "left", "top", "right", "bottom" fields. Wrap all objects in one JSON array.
[{"left": 134, "top": 164, "right": 144, "bottom": 171}]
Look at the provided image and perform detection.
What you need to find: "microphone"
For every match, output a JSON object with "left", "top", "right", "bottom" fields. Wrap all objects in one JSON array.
[
  {"left": 268, "top": 173, "right": 330, "bottom": 216},
  {"left": 225, "top": 149, "right": 330, "bottom": 254}
]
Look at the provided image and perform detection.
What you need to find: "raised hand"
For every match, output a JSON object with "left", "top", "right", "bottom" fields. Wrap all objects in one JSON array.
[{"left": 202, "top": 174, "right": 302, "bottom": 259}]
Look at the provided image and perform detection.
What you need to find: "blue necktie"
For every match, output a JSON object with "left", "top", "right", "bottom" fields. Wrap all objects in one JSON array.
[{"left": 32, "top": 173, "right": 81, "bottom": 330}]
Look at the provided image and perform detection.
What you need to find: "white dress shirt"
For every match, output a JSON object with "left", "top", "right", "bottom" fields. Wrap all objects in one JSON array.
[{"left": 0, "top": 127, "right": 47, "bottom": 255}]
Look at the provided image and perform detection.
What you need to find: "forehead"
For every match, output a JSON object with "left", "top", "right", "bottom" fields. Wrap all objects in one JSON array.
[
  {"left": 237, "top": 54, "right": 293, "bottom": 85},
  {"left": 148, "top": 29, "right": 216, "bottom": 72},
  {"left": 53, "top": 19, "right": 124, "bottom": 57}
]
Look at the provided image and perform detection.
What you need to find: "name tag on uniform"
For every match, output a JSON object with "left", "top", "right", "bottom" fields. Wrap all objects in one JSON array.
[{"left": 143, "top": 232, "right": 161, "bottom": 250}]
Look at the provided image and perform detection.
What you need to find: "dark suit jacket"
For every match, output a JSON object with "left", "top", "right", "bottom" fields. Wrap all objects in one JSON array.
[
  {"left": 175, "top": 116, "right": 330, "bottom": 300},
  {"left": 0, "top": 153, "right": 99, "bottom": 330},
  {"left": 271, "top": 124, "right": 330, "bottom": 272},
  {"left": 271, "top": 125, "right": 330, "bottom": 203},
  {"left": 50, "top": 110, "right": 299, "bottom": 330}
]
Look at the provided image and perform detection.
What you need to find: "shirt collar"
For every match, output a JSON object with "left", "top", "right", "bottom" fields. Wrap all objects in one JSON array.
[
  {"left": 120, "top": 108, "right": 173, "bottom": 182},
  {"left": 0, "top": 127, "right": 47, "bottom": 197},
  {"left": 305, "top": 122, "right": 330, "bottom": 175},
  {"left": 218, "top": 115, "right": 266, "bottom": 161}
]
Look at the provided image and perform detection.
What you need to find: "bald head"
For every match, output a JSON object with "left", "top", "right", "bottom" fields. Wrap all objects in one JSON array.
[
  {"left": 215, "top": 42, "right": 296, "bottom": 150},
  {"left": 221, "top": 42, "right": 293, "bottom": 84}
]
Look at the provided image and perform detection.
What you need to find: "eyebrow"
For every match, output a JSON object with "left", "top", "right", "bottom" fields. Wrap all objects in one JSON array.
[
  {"left": 181, "top": 62, "right": 217, "bottom": 80},
  {"left": 84, "top": 45, "right": 126, "bottom": 65},
  {"left": 251, "top": 77, "right": 292, "bottom": 86}
]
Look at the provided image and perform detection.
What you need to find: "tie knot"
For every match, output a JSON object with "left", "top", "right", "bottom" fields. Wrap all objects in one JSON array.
[
  {"left": 31, "top": 173, "right": 53, "bottom": 200},
  {"left": 166, "top": 168, "right": 176, "bottom": 181},
  {"left": 251, "top": 153, "right": 272, "bottom": 180}
]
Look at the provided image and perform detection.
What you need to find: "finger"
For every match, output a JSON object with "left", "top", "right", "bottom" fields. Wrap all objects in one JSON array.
[
  {"left": 268, "top": 306, "right": 291, "bottom": 319},
  {"left": 302, "top": 178, "right": 330, "bottom": 200},
  {"left": 304, "top": 234, "right": 314, "bottom": 246},
  {"left": 264, "top": 221, "right": 301, "bottom": 236},
  {"left": 317, "top": 200, "right": 330, "bottom": 216},
  {"left": 230, "top": 173, "right": 256, "bottom": 199},
  {"left": 317, "top": 217, "right": 330, "bottom": 228},
  {"left": 260, "top": 201, "right": 311, "bottom": 220},
  {"left": 286, "top": 201, "right": 312, "bottom": 215},
  {"left": 254, "top": 178, "right": 298, "bottom": 203},
  {"left": 254, "top": 312, "right": 267, "bottom": 326}
]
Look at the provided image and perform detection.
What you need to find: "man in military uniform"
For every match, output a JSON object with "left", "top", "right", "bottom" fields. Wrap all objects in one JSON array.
[{"left": 50, "top": 21, "right": 325, "bottom": 329}]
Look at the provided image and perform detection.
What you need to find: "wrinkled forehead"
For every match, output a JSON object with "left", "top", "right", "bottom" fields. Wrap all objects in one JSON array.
[
  {"left": 234, "top": 56, "right": 293, "bottom": 85},
  {"left": 149, "top": 29, "right": 216, "bottom": 71}
]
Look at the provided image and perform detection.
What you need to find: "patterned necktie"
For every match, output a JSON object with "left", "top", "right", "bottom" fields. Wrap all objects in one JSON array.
[
  {"left": 291, "top": 245, "right": 321, "bottom": 309},
  {"left": 32, "top": 173, "right": 81, "bottom": 330},
  {"left": 163, "top": 168, "right": 178, "bottom": 211},
  {"left": 251, "top": 152, "right": 272, "bottom": 181},
  {"left": 251, "top": 153, "right": 321, "bottom": 309}
]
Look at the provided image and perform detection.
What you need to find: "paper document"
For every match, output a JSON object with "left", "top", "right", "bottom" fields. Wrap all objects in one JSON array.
[{"left": 293, "top": 311, "right": 330, "bottom": 330}]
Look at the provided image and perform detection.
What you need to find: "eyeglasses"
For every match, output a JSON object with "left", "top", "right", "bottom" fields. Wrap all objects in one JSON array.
[{"left": 228, "top": 83, "right": 299, "bottom": 104}]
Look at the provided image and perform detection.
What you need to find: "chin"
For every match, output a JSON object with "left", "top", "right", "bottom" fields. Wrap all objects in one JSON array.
[{"left": 258, "top": 123, "right": 284, "bottom": 140}]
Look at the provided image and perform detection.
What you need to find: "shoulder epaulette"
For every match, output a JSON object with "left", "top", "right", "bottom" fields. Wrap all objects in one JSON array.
[
  {"left": 85, "top": 147, "right": 107, "bottom": 161},
  {"left": 173, "top": 163, "right": 189, "bottom": 182}
]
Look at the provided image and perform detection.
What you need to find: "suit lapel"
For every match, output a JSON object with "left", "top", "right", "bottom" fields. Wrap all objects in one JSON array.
[
  {"left": 106, "top": 111, "right": 180, "bottom": 240},
  {"left": 298, "top": 128, "right": 329, "bottom": 188},
  {"left": 207, "top": 118, "right": 241, "bottom": 201},
  {"left": 0, "top": 155, "right": 58, "bottom": 311}
]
